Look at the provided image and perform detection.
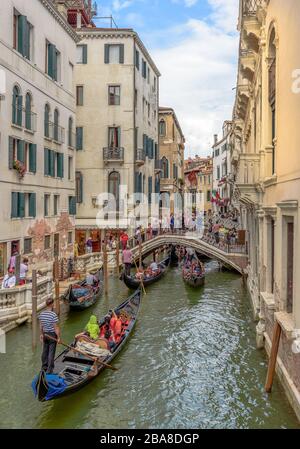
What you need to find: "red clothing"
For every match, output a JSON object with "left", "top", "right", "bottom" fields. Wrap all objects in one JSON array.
[{"left": 110, "top": 317, "right": 117, "bottom": 332}]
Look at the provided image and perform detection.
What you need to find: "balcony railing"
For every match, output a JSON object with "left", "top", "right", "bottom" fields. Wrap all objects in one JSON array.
[
  {"left": 68, "top": 131, "right": 77, "bottom": 149},
  {"left": 44, "top": 122, "right": 65, "bottom": 144},
  {"left": 103, "top": 147, "right": 124, "bottom": 163},
  {"left": 12, "top": 105, "right": 37, "bottom": 132},
  {"left": 242, "top": 0, "right": 262, "bottom": 15},
  {"left": 135, "top": 149, "right": 146, "bottom": 164}
]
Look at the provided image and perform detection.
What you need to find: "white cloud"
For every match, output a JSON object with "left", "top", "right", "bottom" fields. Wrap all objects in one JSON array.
[
  {"left": 151, "top": 3, "right": 239, "bottom": 157},
  {"left": 172, "top": 0, "right": 199, "bottom": 7},
  {"left": 112, "top": 0, "right": 134, "bottom": 11}
]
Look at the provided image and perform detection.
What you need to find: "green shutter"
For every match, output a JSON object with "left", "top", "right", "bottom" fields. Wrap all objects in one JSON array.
[
  {"left": 19, "top": 193, "right": 25, "bottom": 218},
  {"left": 25, "top": 94, "right": 31, "bottom": 130},
  {"left": 17, "top": 95, "right": 23, "bottom": 126},
  {"left": 44, "top": 148, "right": 49, "bottom": 175},
  {"left": 155, "top": 143, "right": 158, "bottom": 160},
  {"left": 143, "top": 134, "right": 147, "bottom": 156},
  {"left": 50, "top": 150, "right": 55, "bottom": 177},
  {"left": 17, "top": 140, "right": 25, "bottom": 164},
  {"left": 104, "top": 44, "right": 110, "bottom": 64},
  {"left": 9, "top": 137, "right": 14, "bottom": 169},
  {"left": 135, "top": 50, "right": 140, "bottom": 70},
  {"left": 119, "top": 44, "right": 124, "bottom": 64},
  {"left": 57, "top": 153, "right": 64, "bottom": 178},
  {"left": 82, "top": 44, "right": 87, "bottom": 64},
  {"left": 76, "top": 127, "right": 83, "bottom": 150},
  {"left": 148, "top": 177, "right": 153, "bottom": 204},
  {"left": 11, "top": 192, "right": 18, "bottom": 218},
  {"left": 18, "top": 15, "right": 27, "bottom": 56},
  {"left": 69, "top": 197, "right": 76, "bottom": 215},
  {"left": 48, "top": 43, "right": 56, "bottom": 79},
  {"left": 23, "top": 19, "right": 30, "bottom": 59},
  {"left": 29, "top": 144, "right": 37, "bottom": 173},
  {"left": 29, "top": 193, "right": 36, "bottom": 217}
]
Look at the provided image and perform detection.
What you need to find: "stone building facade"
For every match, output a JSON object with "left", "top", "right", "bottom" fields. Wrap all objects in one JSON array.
[
  {"left": 74, "top": 28, "right": 160, "bottom": 248},
  {"left": 231, "top": 0, "right": 300, "bottom": 419},
  {"left": 0, "top": 0, "right": 79, "bottom": 275},
  {"left": 159, "top": 107, "right": 185, "bottom": 214},
  {"left": 184, "top": 157, "right": 213, "bottom": 214}
]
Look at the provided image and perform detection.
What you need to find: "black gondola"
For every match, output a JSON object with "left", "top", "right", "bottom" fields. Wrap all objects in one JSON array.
[
  {"left": 63, "top": 271, "right": 103, "bottom": 311},
  {"left": 122, "top": 256, "right": 171, "bottom": 290},
  {"left": 32, "top": 290, "right": 141, "bottom": 402},
  {"left": 182, "top": 261, "right": 205, "bottom": 288}
]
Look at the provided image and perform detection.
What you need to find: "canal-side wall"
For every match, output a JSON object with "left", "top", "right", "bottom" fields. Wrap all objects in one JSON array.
[{"left": 256, "top": 292, "right": 300, "bottom": 422}]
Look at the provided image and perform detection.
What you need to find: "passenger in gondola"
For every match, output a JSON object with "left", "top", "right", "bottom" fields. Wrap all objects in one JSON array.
[
  {"left": 150, "top": 261, "right": 159, "bottom": 273},
  {"left": 85, "top": 315, "right": 100, "bottom": 340}
]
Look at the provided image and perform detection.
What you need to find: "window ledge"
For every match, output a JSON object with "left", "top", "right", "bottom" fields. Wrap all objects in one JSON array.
[
  {"left": 275, "top": 311, "right": 297, "bottom": 340},
  {"left": 44, "top": 136, "right": 53, "bottom": 142},
  {"left": 24, "top": 128, "right": 35, "bottom": 135},
  {"left": 260, "top": 291, "right": 276, "bottom": 310},
  {"left": 264, "top": 175, "right": 277, "bottom": 188},
  {"left": 53, "top": 140, "right": 62, "bottom": 145},
  {"left": 11, "top": 123, "right": 23, "bottom": 131}
]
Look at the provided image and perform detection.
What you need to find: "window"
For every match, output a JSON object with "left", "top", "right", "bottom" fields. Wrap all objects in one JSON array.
[
  {"left": 69, "top": 196, "right": 77, "bottom": 216},
  {"left": 76, "top": 127, "right": 83, "bottom": 150},
  {"left": 68, "top": 117, "right": 74, "bottom": 148},
  {"left": 76, "top": 44, "right": 87, "bottom": 64},
  {"left": 44, "top": 194, "right": 50, "bottom": 216},
  {"left": 268, "top": 28, "right": 276, "bottom": 175},
  {"left": 44, "top": 235, "right": 51, "bottom": 250},
  {"left": 44, "top": 104, "right": 50, "bottom": 138},
  {"left": 56, "top": 153, "right": 64, "bottom": 178},
  {"left": 76, "top": 86, "right": 84, "bottom": 106},
  {"left": 142, "top": 59, "right": 147, "bottom": 79},
  {"left": 108, "top": 86, "right": 120, "bottom": 105},
  {"left": 286, "top": 221, "right": 294, "bottom": 314},
  {"left": 44, "top": 149, "right": 63, "bottom": 178},
  {"left": 161, "top": 157, "right": 169, "bottom": 179},
  {"left": 76, "top": 171, "right": 83, "bottom": 203},
  {"left": 12, "top": 86, "right": 22, "bottom": 126},
  {"left": 215, "top": 148, "right": 220, "bottom": 157},
  {"left": 28, "top": 143, "right": 37, "bottom": 173},
  {"left": 24, "top": 238, "right": 32, "bottom": 255},
  {"left": 13, "top": 12, "right": 32, "bottom": 60},
  {"left": 207, "top": 190, "right": 211, "bottom": 202},
  {"left": 148, "top": 103, "right": 150, "bottom": 118},
  {"left": 25, "top": 93, "right": 32, "bottom": 130},
  {"left": 217, "top": 166, "right": 220, "bottom": 180},
  {"left": 68, "top": 232, "right": 73, "bottom": 245},
  {"left": 68, "top": 156, "right": 73, "bottom": 180},
  {"left": 134, "top": 89, "right": 138, "bottom": 109},
  {"left": 108, "top": 172, "right": 120, "bottom": 211},
  {"left": 148, "top": 177, "right": 153, "bottom": 204},
  {"left": 53, "top": 109, "right": 59, "bottom": 141},
  {"left": 159, "top": 120, "right": 166, "bottom": 137},
  {"left": 54, "top": 195, "right": 59, "bottom": 216},
  {"left": 46, "top": 41, "right": 60, "bottom": 81},
  {"left": 154, "top": 77, "right": 157, "bottom": 92},
  {"left": 135, "top": 49, "right": 140, "bottom": 70},
  {"left": 11, "top": 192, "right": 36, "bottom": 219},
  {"left": 104, "top": 44, "right": 124, "bottom": 64},
  {"left": 108, "top": 127, "right": 120, "bottom": 148}
]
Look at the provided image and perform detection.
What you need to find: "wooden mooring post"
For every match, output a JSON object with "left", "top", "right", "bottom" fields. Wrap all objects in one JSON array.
[
  {"left": 265, "top": 321, "right": 282, "bottom": 393},
  {"left": 116, "top": 230, "right": 120, "bottom": 276},
  {"left": 54, "top": 257, "right": 60, "bottom": 316},
  {"left": 31, "top": 269, "right": 38, "bottom": 350}
]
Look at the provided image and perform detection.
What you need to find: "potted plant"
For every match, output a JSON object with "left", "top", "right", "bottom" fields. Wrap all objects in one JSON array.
[{"left": 13, "top": 160, "right": 26, "bottom": 179}]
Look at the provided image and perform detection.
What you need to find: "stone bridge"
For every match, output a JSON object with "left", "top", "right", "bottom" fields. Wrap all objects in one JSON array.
[{"left": 131, "top": 234, "right": 248, "bottom": 274}]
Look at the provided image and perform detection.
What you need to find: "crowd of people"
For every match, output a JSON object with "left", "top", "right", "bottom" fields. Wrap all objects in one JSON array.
[{"left": 1, "top": 257, "right": 29, "bottom": 290}]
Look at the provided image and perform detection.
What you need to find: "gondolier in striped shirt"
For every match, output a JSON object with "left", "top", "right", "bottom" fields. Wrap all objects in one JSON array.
[{"left": 39, "top": 298, "right": 61, "bottom": 374}]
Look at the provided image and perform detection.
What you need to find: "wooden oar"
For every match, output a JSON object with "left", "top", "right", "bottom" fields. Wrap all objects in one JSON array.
[
  {"left": 133, "top": 258, "right": 146, "bottom": 295},
  {"left": 45, "top": 334, "right": 118, "bottom": 371}
]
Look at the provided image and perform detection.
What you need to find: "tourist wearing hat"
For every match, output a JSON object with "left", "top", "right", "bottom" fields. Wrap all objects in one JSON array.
[{"left": 1, "top": 267, "right": 16, "bottom": 289}]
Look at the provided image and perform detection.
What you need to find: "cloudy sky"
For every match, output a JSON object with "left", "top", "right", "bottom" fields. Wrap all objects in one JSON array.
[{"left": 94, "top": 0, "right": 239, "bottom": 157}]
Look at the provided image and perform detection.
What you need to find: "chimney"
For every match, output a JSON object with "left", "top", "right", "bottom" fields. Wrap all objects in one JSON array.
[{"left": 214, "top": 134, "right": 218, "bottom": 145}]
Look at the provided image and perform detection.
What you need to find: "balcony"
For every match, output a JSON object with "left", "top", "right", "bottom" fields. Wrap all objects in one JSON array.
[
  {"left": 242, "top": 0, "right": 263, "bottom": 16},
  {"left": 135, "top": 149, "right": 146, "bottom": 166},
  {"left": 44, "top": 122, "right": 65, "bottom": 144},
  {"left": 12, "top": 106, "right": 37, "bottom": 133},
  {"left": 103, "top": 147, "right": 124, "bottom": 164}
]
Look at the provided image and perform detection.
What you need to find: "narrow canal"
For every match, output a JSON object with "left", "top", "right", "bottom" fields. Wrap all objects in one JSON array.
[{"left": 0, "top": 260, "right": 299, "bottom": 429}]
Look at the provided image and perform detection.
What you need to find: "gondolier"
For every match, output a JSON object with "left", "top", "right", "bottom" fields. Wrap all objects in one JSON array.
[{"left": 39, "top": 298, "right": 60, "bottom": 374}]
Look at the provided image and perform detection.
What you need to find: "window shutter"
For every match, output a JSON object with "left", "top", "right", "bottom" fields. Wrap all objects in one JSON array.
[
  {"left": 76, "top": 127, "right": 83, "bottom": 150},
  {"left": 57, "top": 153, "right": 64, "bottom": 178},
  {"left": 135, "top": 50, "right": 139, "bottom": 70},
  {"left": 117, "top": 127, "right": 121, "bottom": 147},
  {"left": 76, "top": 171, "right": 83, "bottom": 203},
  {"left": 48, "top": 43, "right": 56, "bottom": 79},
  {"left": 18, "top": 15, "right": 27, "bottom": 56},
  {"left": 104, "top": 44, "right": 110, "bottom": 64},
  {"left": 148, "top": 177, "right": 153, "bottom": 204},
  {"left": 29, "top": 193, "right": 36, "bottom": 218},
  {"left": 9, "top": 137, "right": 14, "bottom": 169},
  {"left": 155, "top": 143, "right": 158, "bottom": 160},
  {"left": 82, "top": 44, "right": 87, "bottom": 64},
  {"left": 23, "top": 20, "right": 30, "bottom": 59},
  {"left": 19, "top": 192, "right": 25, "bottom": 218},
  {"left": 17, "top": 95, "right": 23, "bottom": 126},
  {"left": 69, "top": 197, "right": 76, "bottom": 215},
  {"left": 11, "top": 192, "right": 18, "bottom": 218},
  {"left": 17, "top": 140, "right": 25, "bottom": 164},
  {"left": 53, "top": 49, "right": 58, "bottom": 81},
  {"left": 44, "top": 148, "right": 49, "bottom": 175},
  {"left": 143, "top": 134, "right": 147, "bottom": 156},
  {"left": 50, "top": 150, "right": 55, "bottom": 177},
  {"left": 119, "top": 44, "right": 124, "bottom": 64},
  {"left": 29, "top": 143, "right": 37, "bottom": 173}
]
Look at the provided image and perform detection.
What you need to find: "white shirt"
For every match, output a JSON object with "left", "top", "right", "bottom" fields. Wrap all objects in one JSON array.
[
  {"left": 150, "top": 262, "right": 158, "bottom": 271},
  {"left": 20, "top": 263, "right": 28, "bottom": 279},
  {"left": 2, "top": 275, "right": 16, "bottom": 289}
]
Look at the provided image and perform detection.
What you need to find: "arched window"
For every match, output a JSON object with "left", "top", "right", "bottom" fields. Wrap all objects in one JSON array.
[
  {"left": 54, "top": 108, "right": 59, "bottom": 141},
  {"left": 12, "top": 86, "right": 22, "bottom": 126},
  {"left": 68, "top": 117, "right": 73, "bottom": 147},
  {"left": 108, "top": 171, "right": 120, "bottom": 211},
  {"left": 268, "top": 27, "right": 276, "bottom": 175},
  {"left": 161, "top": 156, "right": 169, "bottom": 179},
  {"left": 25, "top": 93, "right": 32, "bottom": 130},
  {"left": 44, "top": 104, "right": 50, "bottom": 138},
  {"left": 159, "top": 120, "right": 166, "bottom": 137}
]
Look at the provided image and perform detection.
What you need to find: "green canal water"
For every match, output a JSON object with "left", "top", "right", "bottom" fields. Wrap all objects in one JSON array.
[{"left": 0, "top": 260, "right": 299, "bottom": 429}]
